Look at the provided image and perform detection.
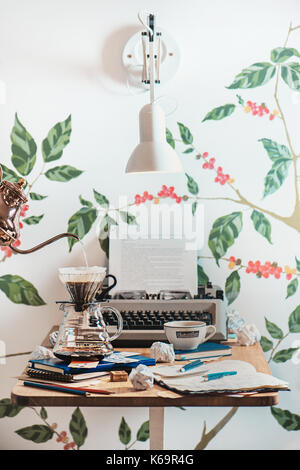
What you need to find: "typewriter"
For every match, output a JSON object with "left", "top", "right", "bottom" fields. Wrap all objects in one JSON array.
[{"left": 102, "top": 283, "right": 227, "bottom": 347}]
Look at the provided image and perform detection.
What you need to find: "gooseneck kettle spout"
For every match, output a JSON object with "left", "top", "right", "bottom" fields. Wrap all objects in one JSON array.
[
  {"left": 9, "top": 232, "right": 80, "bottom": 254},
  {"left": 0, "top": 165, "right": 79, "bottom": 254}
]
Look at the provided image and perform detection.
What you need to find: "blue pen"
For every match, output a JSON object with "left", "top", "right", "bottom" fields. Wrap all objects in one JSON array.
[
  {"left": 23, "top": 381, "right": 87, "bottom": 396},
  {"left": 179, "top": 359, "right": 204, "bottom": 373},
  {"left": 200, "top": 371, "right": 237, "bottom": 382}
]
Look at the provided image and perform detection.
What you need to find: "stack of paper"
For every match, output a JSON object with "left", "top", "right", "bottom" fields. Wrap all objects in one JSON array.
[{"left": 152, "top": 360, "right": 289, "bottom": 395}]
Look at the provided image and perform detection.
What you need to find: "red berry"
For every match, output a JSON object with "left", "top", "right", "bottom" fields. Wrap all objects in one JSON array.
[
  {"left": 202, "top": 152, "right": 209, "bottom": 158},
  {"left": 148, "top": 194, "right": 154, "bottom": 201},
  {"left": 202, "top": 162, "right": 209, "bottom": 169},
  {"left": 169, "top": 186, "right": 175, "bottom": 193},
  {"left": 176, "top": 197, "right": 182, "bottom": 204},
  {"left": 229, "top": 256, "right": 235, "bottom": 262},
  {"left": 264, "top": 108, "right": 269, "bottom": 114},
  {"left": 286, "top": 273, "right": 292, "bottom": 280},
  {"left": 215, "top": 177, "right": 220, "bottom": 183},
  {"left": 269, "top": 114, "right": 275, "bottom": 121},
  {"left": 208, "top": 163, "right": 214, "bottom": 169}
]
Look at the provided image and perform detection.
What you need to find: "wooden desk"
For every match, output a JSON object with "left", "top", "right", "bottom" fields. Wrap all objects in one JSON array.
[{"left": 11, "top": 327, "right": 279, "bottom": 449}]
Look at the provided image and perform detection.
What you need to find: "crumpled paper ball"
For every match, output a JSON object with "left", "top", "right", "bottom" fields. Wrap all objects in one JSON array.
[
  {"left": 129, "top": 364, "right": 154, "bottom": 390},
  {"left": 29, "top": 345, "right": 55, "bottom": 360},
  {"left": 49, "top": 331, "right": 58, "bottom": 347},
  {"left": 150, "top": 341, "right": 175, "bottom": 362},
  {"left": 237, "top": 324, "right": 261, "bottom": 346}
]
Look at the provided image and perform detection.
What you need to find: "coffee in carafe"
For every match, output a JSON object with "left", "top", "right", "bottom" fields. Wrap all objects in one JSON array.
[{"left": 53, "top": 267, "right": 123, "bottom": 360}]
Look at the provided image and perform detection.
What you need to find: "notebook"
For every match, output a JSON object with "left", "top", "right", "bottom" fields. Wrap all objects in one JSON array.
[
  {"left": 152, "top": 360, "right": 289, "bottom": 395},
  {"left": 175, "top": 342, "right": 232, "bottom": 361},
  {"left": 28, "top": 352, "right": 156, "bottom": 376},
  {"left": 25, "top": 368, "right": 109, "bottom": 383}
]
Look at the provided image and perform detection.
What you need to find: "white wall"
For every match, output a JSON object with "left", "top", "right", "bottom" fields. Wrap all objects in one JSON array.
[{"left": 0, "top": 0, "right": 300, "bottom": 449}]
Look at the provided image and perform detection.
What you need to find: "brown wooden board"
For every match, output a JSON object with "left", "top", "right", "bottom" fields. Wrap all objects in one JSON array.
[{"left": 11, "top": 326, "right": 279, "bottom": 407}]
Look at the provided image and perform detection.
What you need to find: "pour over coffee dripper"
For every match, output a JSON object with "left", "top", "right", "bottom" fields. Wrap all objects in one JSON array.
[{"left": 53, "top": 267, "right": 123, "bottom": 361}]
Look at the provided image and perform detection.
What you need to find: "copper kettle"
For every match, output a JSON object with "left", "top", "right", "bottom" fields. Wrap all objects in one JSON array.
[{"left": 0, "top": 165, "right": 79, "bottom": 254}]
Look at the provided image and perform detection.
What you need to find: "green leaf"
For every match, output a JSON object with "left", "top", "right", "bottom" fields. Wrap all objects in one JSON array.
[
  {"left": 259, "top": 138, "right": 291, "bottom": 162},
  {"left": 15, "top": 425, "right": 54, "bottom": 443},
  {"left": 271, "top": 407, "right": 300, "bottom": 431},
  {"left": 42, "top": 115, "right": 72, "bottom": 162},
  {"left": 271, "top": 47, "right": 300, "bottom": 63},
  {"left": 197, "top": 264, "right": 209, "bottom": 285},
  {"left": 67, "top": 206, "right": 97, "bottom": 251},
  {"left": 192, "top": 201, "right": 197, "bottom": 216},
  {"left": 281, "top": 62, "right": 300, "bottom": 91},
  {"left": 259, "top": 138, "right": 292, "bottom": 198},
  {"left": 265, "top": 317, "right": 283, "bottom": 339},
  {"left": 250, "top": 210, "right": 272, "bottom": 243},
  {"left": 98, "top": 214, "right": 118, "bottom": 258},
  {"left": 40, "top": 407, "right": 48, "bottom": 420},
  {"left": 183, "top": 148, "right": 194, "bottom": 154},
  {"left": 23, "top": 214, "right": 44, "bottom": 225},
  {"left": 260, "top": 336, "right": 273, "bottom": 352},
  {"left": 29, "top": 192, "right": 47, "bottom": 201},
  {"left": 227, "top": 62, "right": 276, "bottom": 89},
  {"left": 119, "top": 417, "right": 131, "bottom": 445},
  {"left": 208, "top": 212, "right": 243, "bottom": 265},
  {"left": 0, "top": 164, "right": 20, "bottom": 183},
  {"left": 202, "top": 104, "right": 236, "bottom": 122},
  {"left": 0, "top": 275, "right": 45, "bottom": 306},
  {"left": 225, "top": 271, "right": 241, "bottom": 305},
  {"left": 93, "top": 189, "right": 109, "bottom": 209},
  {"left": 120, "top": 211, "right": 137, "bottom": 225},
  {"left": 263, "top": 158, "right": 292, "bottom": 198},
  {"left": 272, "top": 348, "right": 298, "bottom": 363},
  {"left": 69, "top": 407, "right": 88, "bottom": 448},
  {"left": 166, "top": 128, "right": 175, "bottom": 149},
  {"left": 45, "top": 165, "right": 83, "bottom": 182},
  {"left": 136, "top": 420, "right": 149, "bottom": 442},
  {"left": 11, "top": 113, "right": 37, "bottom": 176},
  {"left": 177, "top": 122, "right": 193, "bottom": 144},
  {"left": 296, "top": 256, "right": 300, "bottom": 272},
  {"left": 288, "top": 305, "right": 300, "bottom": 333},
  {"left": 0, "top": 398, "right": 23, "bottom": 418},
  {"left": 79, "top": 195, "right": 93, "bottom": 207},
  {"left": 286, "top": 278, "right": 298, "bottom": 299},
  {"left": 236, "top": 94, "right": 245, "bottom": 106},
  {"left": 185, "top": 173, "right": 199, "bottom": 195}
]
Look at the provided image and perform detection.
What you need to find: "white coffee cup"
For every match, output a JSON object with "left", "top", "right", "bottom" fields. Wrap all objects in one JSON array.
[{"left": 164, "top": 321, "right": 216, "bottom": 350}]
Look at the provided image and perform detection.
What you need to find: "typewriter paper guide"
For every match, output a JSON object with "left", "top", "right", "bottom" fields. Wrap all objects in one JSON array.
[{"left": 109, "top": 235, "right": 197, "bottom": 295}]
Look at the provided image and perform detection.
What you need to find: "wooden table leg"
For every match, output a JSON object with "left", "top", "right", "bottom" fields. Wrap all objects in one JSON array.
[{"left": 149, "top": 407, "right": 165, "bottom": 450}]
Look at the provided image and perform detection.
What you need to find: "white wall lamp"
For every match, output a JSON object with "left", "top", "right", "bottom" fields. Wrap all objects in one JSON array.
[{"left": 124, "top": 13, "right": 182, "bottom": 174}]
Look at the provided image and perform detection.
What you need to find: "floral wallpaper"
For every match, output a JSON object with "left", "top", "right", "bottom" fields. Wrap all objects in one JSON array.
[{"left": 1, "top": 17, "right": 300, "bottom": 449}]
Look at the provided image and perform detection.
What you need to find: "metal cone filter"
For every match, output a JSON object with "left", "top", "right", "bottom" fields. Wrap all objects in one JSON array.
[{"left": 58, "top": 266, "right": 106, "bottom": 305}]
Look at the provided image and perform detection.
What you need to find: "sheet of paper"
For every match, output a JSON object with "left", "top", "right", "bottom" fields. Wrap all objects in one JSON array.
[{"left": 109, "top": 234, "right": 197, "bottom": 295}]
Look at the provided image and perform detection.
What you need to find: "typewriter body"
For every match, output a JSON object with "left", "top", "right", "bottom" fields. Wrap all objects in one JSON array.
[{"left": 101, "top": 284, "right": 227, "bottom": 347}]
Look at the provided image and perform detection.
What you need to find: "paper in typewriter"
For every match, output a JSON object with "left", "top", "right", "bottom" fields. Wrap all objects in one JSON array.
[
  {"left": 152, "top": 360, "right": 289, "bottom": 394},
  {"left": 109, "top": 226, "right": 197, "bottom": 295}
]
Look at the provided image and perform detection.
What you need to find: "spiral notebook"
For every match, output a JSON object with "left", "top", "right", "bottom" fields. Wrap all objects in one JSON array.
[{"left": 25, "top": 368, "right": 109, "bottom": 383}]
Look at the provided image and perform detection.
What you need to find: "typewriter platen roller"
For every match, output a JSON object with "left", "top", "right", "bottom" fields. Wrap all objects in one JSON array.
[{"left": 101, "top": 284, "right": 227, "bottom": 347}]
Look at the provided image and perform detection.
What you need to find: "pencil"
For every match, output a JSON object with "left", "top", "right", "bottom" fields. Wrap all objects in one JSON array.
[{"left": 23, "top": 381, "right": 113, "bottom": 396}]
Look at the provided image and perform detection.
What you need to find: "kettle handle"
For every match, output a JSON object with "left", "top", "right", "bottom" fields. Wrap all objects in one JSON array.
[{"left": 101, "top": 306, "right": 123, "bottom": 342}]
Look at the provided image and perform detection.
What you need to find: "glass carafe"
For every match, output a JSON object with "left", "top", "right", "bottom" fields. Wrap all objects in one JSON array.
[
  {"left": 53, "top": 266, "right": 123, "bottom": 360},
  {"left": 53, "top": 301, "right": 123, "bottom": 360}
]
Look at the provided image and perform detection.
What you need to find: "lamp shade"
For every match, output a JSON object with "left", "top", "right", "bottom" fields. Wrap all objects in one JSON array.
[{"left": 125, "top": 103, "right": 182, "bottom": 173}]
